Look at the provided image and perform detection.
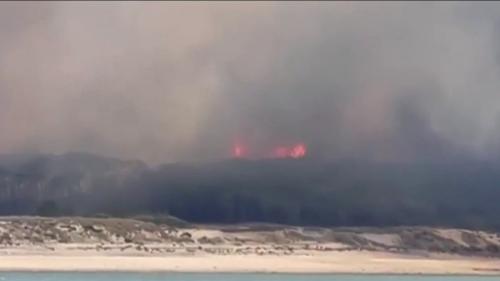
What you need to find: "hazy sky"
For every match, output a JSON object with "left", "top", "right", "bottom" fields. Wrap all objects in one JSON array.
[{"left": 2, "top": 2, "right": 500, "bottom": 163}]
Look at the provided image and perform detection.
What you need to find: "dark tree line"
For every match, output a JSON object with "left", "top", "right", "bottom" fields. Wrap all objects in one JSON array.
[{"left": 1, "top": 153, "right": 500, "bottom": 230}]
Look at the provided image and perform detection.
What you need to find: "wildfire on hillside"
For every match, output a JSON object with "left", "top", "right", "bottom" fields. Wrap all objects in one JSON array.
[{"left": 232, "top": 142, "right": 307, "bottom": 159}]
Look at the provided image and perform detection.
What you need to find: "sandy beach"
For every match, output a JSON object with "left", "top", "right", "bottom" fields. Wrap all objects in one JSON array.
[
  {"left": 1, "top": 217, "right": 500, "bottom": 275},
  {"left": 0, "top": 251, "right": 500, "bottom": 275}
]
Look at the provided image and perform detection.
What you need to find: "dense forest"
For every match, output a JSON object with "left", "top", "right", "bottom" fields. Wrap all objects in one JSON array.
[{"left": 1, "top": 153, "right": 500, "bottom": 230}]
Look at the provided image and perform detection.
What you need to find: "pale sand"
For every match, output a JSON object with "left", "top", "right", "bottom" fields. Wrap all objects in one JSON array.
[
  {"left": 1, "top": 217, "right": 500, "bottom": 275},
  {"left": 0, "top": 251, "right": 499, "bottom": 275}
]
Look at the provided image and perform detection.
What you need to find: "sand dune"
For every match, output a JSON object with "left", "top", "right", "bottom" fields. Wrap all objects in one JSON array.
[{"left": 0, "top": 217, "right": 500, "bottom": 275}]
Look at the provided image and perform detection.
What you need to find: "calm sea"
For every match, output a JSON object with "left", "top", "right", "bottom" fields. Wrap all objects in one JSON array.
[{"left": 0, "top": 273, "right": 498, "bottom": 281}]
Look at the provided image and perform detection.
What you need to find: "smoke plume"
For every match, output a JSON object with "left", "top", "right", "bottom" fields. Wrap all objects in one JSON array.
[{"left": 2, "top": 2, "right": 500, "bottom": 163}]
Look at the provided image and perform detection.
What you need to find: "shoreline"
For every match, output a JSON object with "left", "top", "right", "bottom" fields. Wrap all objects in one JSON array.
[
  {"left": 1, "top": 217, "right": 500, "bottom": 276},
  {"left": 0, "top": 252, "right": 499, "bottom": 275}
]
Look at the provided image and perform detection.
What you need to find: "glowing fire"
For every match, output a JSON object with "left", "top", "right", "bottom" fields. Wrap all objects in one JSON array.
[
  {"left": 232, "top": 143, "right": 247, "bottom": 158},
  {"left": 231, "top": 141, "right": 307, "bottom": 159},
  {"left": 272, "top": 143, "right": 307, "bottom": 159},
  {"left": 290, "top": 143, "right": 306, "bottom": 158}
]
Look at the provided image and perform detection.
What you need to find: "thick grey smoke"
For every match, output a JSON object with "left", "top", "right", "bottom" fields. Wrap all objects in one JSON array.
[{"left": 2, "top": 2, "right": 500, "bottom": 163}]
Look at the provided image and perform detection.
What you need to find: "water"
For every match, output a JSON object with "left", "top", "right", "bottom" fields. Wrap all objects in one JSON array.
[{"left": 0, "top": 273, "right": 498, "bottom": 281}]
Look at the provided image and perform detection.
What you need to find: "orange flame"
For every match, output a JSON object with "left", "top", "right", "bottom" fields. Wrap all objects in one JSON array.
[
  {"left": 272, "top": 143, "right": 307, "bottom": 159},
  {"left": 290, "top": 143, "right": 306, "bottom": 158},
  {"left": 231, "top": 140, "right": 307, "bottom": 159},
  {"left": 232, "top": 143, "right": 247, "bottom": 158}
]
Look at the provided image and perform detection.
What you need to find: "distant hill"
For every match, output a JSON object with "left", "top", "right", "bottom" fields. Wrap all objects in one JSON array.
[
  {"left": 1, "top": 153, "right": 500, "bottom": 230},
  {"left": 0, "top": 152, "right": 148, "bottom": 215}
]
